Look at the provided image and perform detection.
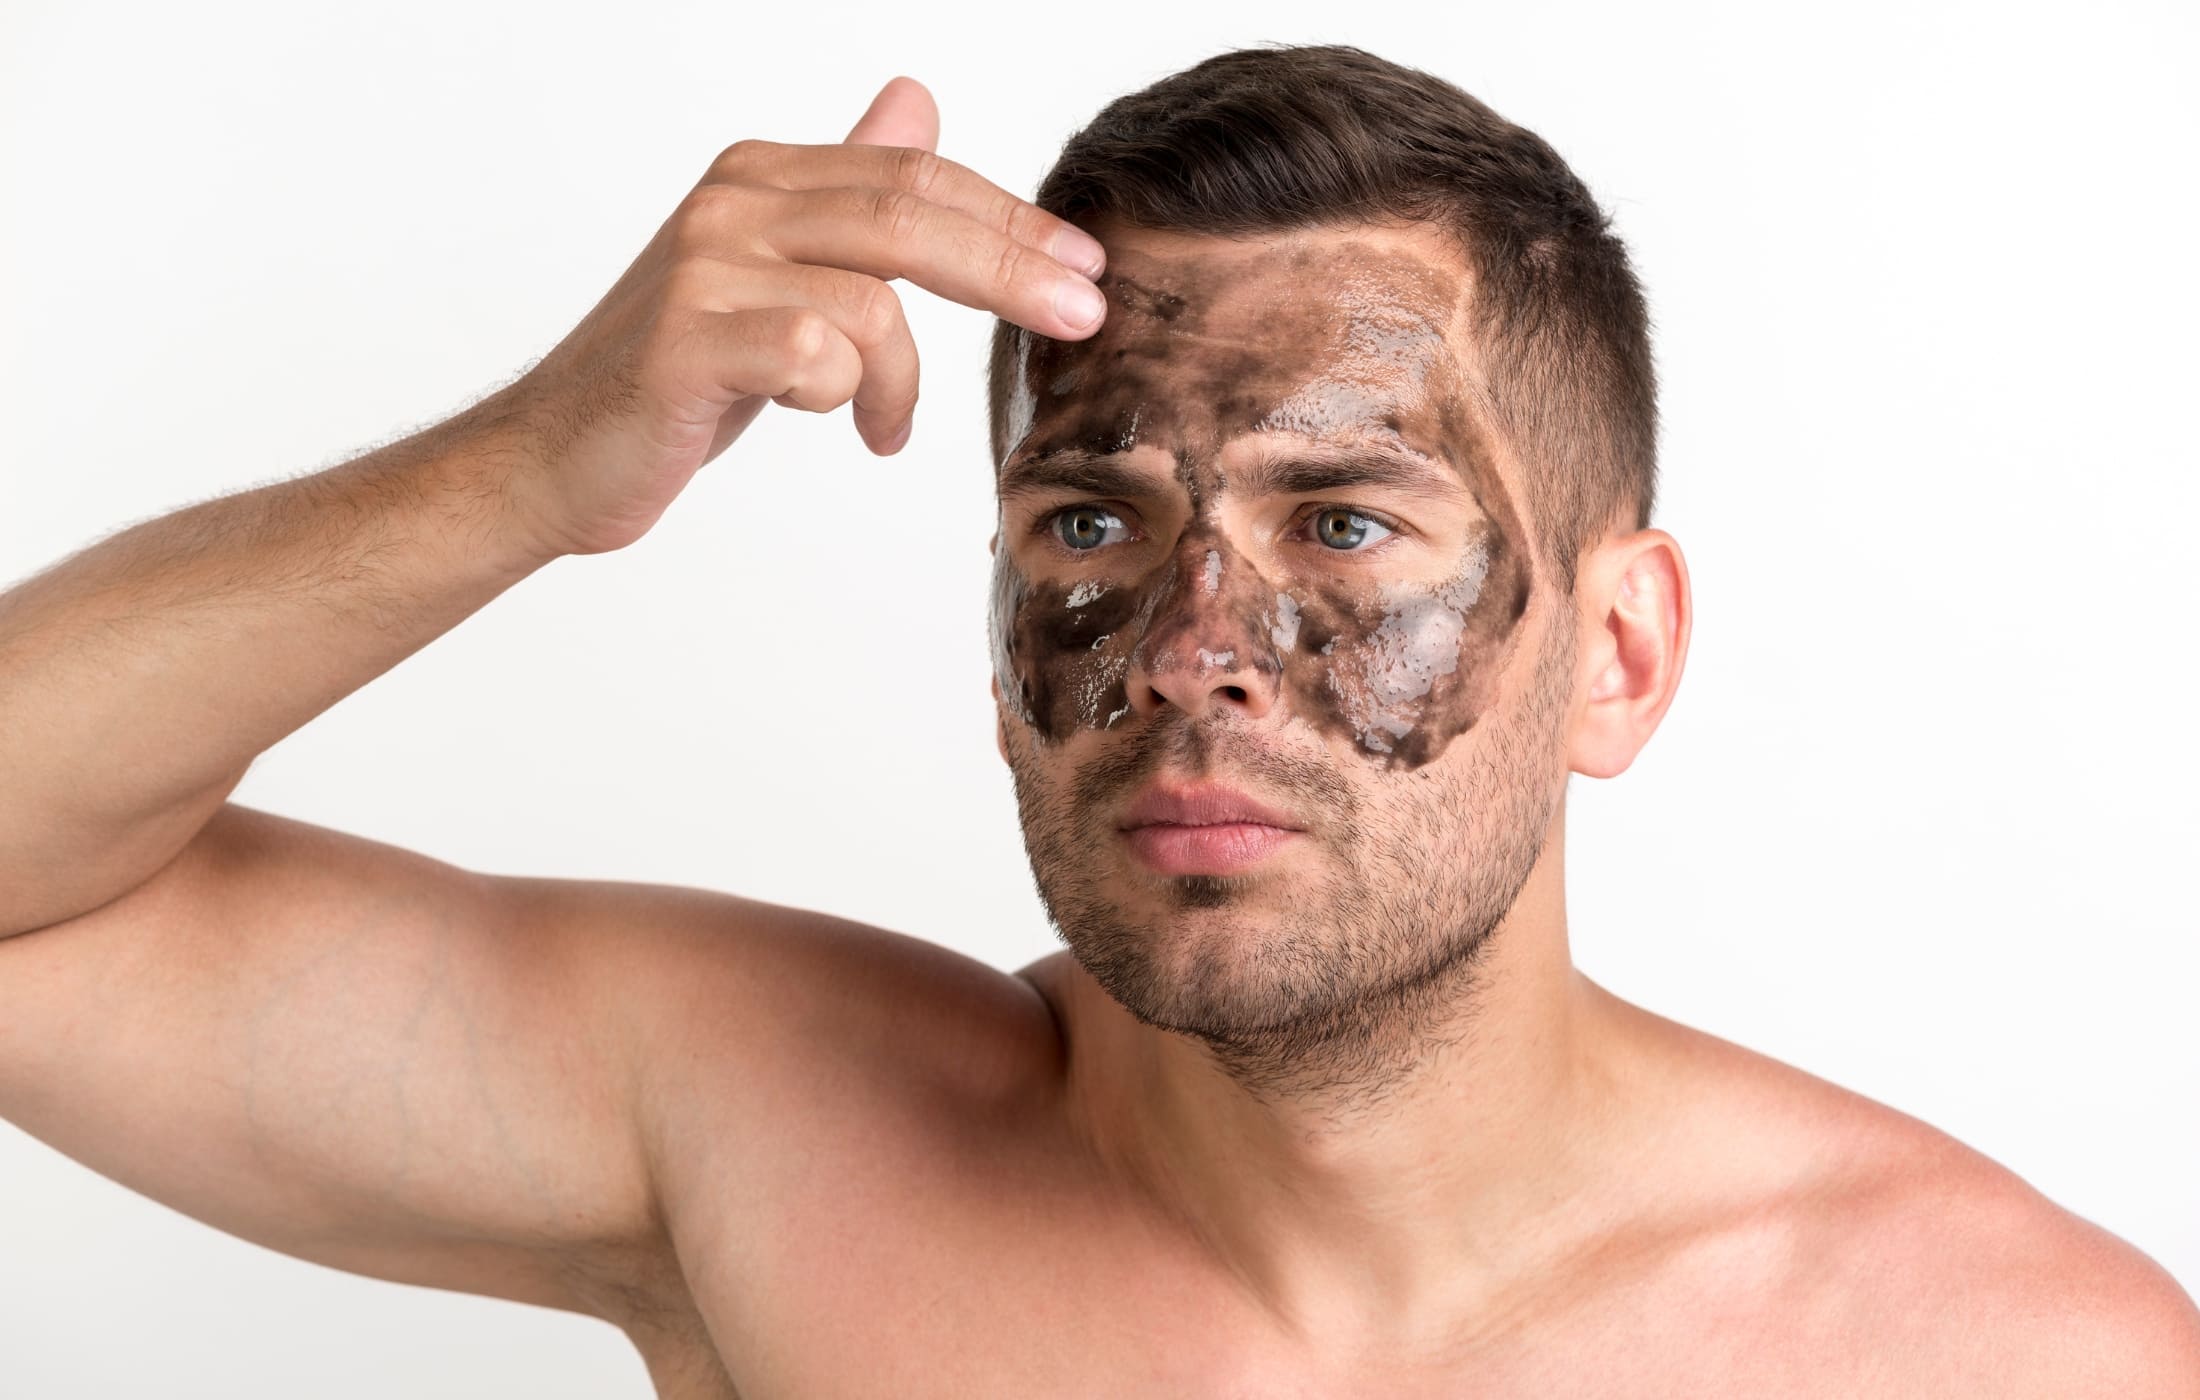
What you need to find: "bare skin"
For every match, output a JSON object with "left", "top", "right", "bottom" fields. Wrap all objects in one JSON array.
[{"left": 1, "top": 77, "right": 2194, "bottom": 1399}]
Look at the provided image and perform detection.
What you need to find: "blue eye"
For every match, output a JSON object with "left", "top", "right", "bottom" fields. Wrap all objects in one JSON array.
[
  {"left": 1053, "top": 506, "right": 1131, "bottom": 551},
  {"left": 1310, "top": 508, "right": 1392, "bottom": 551}
]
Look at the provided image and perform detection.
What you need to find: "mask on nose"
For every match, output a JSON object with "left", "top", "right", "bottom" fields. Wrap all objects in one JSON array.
[{"left": 1119, "top": 530, "right": 1287, "bottom": 695}]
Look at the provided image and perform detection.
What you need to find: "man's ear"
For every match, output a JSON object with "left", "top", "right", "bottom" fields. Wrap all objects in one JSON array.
[{"left": 1566, "top": 528, "right": 1692, "bottom": 779}]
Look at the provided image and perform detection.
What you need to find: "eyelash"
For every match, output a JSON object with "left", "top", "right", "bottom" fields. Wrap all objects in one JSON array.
[{"left": 1034, "top": 503, "right": 1407, "bottom": 558}]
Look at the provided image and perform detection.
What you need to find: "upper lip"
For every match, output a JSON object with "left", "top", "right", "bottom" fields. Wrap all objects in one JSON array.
[{"left": 1118, "top": 782, "right": 1306, "bottom": 832}]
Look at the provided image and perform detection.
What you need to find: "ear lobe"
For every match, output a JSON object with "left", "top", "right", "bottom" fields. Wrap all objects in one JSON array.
[{"left": 1567, "top": 529, "right": 1692, "bottom": 780}]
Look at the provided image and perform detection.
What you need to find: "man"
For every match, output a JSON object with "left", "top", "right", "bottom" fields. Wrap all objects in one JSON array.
[{"left": 1, "top": 41, "right": 2194, "bottom": 1398}]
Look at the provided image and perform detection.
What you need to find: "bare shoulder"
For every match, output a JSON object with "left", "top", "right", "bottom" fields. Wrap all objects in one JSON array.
[
  {"left": 1608, "top": 992, "right": 2200, "bottom": 1396},
  {"left": 1818, "top": 1112, "right": 2200, "bottom": 1395},
  {"left": 1835, "top": 1127, "right": 2200, "bottom": 1395}
]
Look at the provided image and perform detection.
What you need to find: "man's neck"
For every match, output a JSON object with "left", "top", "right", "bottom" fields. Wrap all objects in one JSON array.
[{"left": 1033, "top": 834, "right": 1639, "bottom": 1349}]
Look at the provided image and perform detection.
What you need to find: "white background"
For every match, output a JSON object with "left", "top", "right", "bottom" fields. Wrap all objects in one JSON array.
[{"left": 3, "top": 0, "right": 2195, "bottom": 1393}]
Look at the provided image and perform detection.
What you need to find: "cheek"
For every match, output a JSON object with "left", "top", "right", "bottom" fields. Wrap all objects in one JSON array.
[
  {"left": 1275, "top": 527, "right": 1532, "bottom": 769},
  {"left": 991, "top": 555, "right": 1147, "bottom": 741}
]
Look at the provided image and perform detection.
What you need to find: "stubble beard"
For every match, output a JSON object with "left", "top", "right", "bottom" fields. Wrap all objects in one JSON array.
[{"left": 1004, "top": 607, "right": 1576, "bottom": 1109}]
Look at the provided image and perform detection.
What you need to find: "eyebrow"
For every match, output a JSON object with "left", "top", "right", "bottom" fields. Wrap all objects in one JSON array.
[
  {"left": 997, "top": 450, "right": 1154, "bottom": 502},
  {"left": 998, "top": 442, "right": 1469, "bottom": 504}
]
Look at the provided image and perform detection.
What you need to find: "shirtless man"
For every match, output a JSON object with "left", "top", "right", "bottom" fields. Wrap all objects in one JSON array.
[{"left": 2, "top": 47, "right": 2195, "bottom": 1399}]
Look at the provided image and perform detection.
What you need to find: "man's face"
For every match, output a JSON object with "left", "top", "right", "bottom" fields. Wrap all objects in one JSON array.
[{"left": 989, "top": 221, "right": 1577, "bottom": 1083}]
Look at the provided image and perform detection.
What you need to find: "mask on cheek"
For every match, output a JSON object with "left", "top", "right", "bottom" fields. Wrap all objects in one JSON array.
[{"left": 989, "top": 542, "right": 1146, "bottom": 738}]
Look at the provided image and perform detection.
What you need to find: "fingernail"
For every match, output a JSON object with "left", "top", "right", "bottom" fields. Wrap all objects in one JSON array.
[
  {"left": 1051, "top": 228, "right": 1107, "bottom": 279},
  {"left": 884, "top": 417, "right": 913, "bottom": 453},
  {"left": 1054, "top": 278, "right": 1105, "bottom": 331}
]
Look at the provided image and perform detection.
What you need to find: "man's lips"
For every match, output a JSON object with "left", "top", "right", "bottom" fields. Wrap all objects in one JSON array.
[
  {"left": 1118, "top": 782, "right": 1305, "bottom": 832},
  {"left": 1117, "top": 782, "right": 1305, "bottom": 876}
]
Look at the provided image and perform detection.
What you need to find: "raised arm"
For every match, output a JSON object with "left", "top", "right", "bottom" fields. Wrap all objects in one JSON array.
[{"left": 0, "top": 75, "right": 1106, "bottom": 1317}]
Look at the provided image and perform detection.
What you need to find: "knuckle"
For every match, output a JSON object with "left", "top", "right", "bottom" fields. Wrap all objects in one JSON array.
[
  {"left": 996, "top": 194, "right": 1046, "bottom": 247},
  {"left": 670, "top": 184, "right": 744, "bottom": 255},
  {"left": 844, "top": 277, "right": 905, "bottom": 343},
  {"left": 683, "top": 182, "right": 744, "bottom": 215},
  {"left": 781, "top": 307, "right": 834, "bottom": 364},
  {"left": 711, "top": 137, "right": 775, "bottom": 176},
  {"left": 990, "top": 237, "right": 1032, "bottom": 296},
  {"left": 888, "top": 145, "right": 946, "bottom": 199},
  {"left": 869, "top": 187, "right": 926, "bottom": 246},
  {"left": 668, "top": 218, "right": 708, "bottom": 259}
]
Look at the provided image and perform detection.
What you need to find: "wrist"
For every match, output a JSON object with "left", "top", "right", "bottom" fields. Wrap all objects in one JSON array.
[{"left": 380, "top": 396, "right": 576, "bottom": 578}]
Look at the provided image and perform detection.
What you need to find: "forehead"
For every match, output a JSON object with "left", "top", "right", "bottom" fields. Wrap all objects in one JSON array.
[{"left": 1000, "top": 221, "right": 1495, "bottom": 476}]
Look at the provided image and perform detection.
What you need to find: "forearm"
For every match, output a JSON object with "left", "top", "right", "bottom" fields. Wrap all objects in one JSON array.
[{"left": 0, "top": 403, "right": 559, "bottom": 936}]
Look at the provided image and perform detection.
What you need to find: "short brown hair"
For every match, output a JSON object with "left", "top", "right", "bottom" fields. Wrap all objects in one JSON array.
[{"left": 985, "top": 43, "right": 1658, "bottom": 592}]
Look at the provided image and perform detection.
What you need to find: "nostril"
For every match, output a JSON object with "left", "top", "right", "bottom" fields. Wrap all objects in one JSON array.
[{"left": 1222, "top": 685, "right": 1247, "bottom": 702}]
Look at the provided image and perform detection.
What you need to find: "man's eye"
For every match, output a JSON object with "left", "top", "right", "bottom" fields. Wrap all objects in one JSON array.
[
  {"left": 1052, "top": 506, "right": 1132, "bottom": 551},
  {"left": 1308, "top": 508, "right": 1393, "bottom": 551}
]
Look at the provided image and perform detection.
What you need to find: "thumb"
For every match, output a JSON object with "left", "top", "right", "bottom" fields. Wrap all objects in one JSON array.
[{"left": 843, "top": 75, "right": 940, "bottom": 151}]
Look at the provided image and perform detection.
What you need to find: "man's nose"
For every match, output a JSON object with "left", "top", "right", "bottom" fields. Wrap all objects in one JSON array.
[{"left": 1121, "top": 542, "right": 1281, "bottom": 723}]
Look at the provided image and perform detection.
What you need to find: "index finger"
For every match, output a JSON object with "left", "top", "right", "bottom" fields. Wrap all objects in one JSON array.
[
  {"left": 706, "top": 140, "right": 1108, "bottom": 279},
  {"left": 760, "top": 184, "right": 1106, "bottom": 341}
]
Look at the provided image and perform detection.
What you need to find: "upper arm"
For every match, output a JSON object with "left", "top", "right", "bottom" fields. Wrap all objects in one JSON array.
[{"left": 0, "top": 803, "right": 668, "bottom": 1317}]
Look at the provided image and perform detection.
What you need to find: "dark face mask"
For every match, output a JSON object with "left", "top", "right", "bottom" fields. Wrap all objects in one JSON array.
[{"left": 990, "top": 228, "right": 1533, "bottom": 772}]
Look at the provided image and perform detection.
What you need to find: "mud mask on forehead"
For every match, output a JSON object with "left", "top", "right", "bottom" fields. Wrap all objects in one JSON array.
[{"left": 988, "top": 236, "right": 1533, "bottom": 770}]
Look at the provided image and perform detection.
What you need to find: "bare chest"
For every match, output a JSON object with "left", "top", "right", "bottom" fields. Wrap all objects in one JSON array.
[{"left": 627, "top": 1173, "right": 1920, "bottom": 1400}]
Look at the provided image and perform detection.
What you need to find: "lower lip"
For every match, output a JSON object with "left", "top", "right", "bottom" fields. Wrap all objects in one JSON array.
[{"left": 1121, "top": 822, "right": 1301, "bottom": 875}]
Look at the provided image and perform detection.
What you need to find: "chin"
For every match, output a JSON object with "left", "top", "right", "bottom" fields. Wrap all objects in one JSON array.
[
  {"left": 1160, "top": 872, "right": 1259, "bottom": 910},
  {"left": 1054, "top": 891, "right": 1333, "bottom": 1037}
]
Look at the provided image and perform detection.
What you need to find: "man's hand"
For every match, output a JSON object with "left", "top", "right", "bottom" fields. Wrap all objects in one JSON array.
[{"left": 495, "top": 75, "right": 1109, "bottom": 557}]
